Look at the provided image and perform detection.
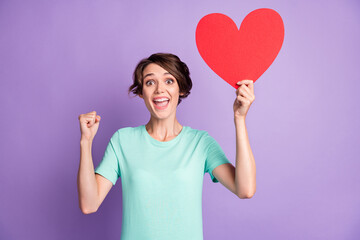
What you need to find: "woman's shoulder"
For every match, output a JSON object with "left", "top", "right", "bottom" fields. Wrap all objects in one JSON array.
[
  {"left": 184, "top": 125, "right": 210, "bottom": 138},
  {"left": 115, "top": 125, "right": 143, "bottom": 135},
  {"left": 185, "top": 126, "right": 220, "bottom": 143},
  {"left": 107, "top": 125, "right": 143, "bottom": 141}
]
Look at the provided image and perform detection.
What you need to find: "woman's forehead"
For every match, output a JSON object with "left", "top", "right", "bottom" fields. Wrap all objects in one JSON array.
[{"left": 143, "top": 63, "right": 172, "bottom": 78}]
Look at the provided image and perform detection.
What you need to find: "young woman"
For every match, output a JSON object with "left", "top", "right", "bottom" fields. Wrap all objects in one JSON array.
[{"left": 77, "top": 53, "right": 256, "bottom": 239}]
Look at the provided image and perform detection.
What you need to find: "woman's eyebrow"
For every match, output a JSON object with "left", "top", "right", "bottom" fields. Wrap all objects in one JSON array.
[
  {"left": 143, "top": 72, "right": 172, "bottom": 79},
  {"left": 143, "top": 73, "right": 153, "bottom": 79}
]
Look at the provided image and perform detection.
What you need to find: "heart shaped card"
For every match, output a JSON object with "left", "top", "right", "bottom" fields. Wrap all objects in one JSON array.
[{"left": 196, "top": 8, "right": 285, "bottom": 88}]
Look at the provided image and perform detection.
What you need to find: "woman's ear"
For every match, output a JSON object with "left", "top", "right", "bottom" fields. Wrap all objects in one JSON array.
[{"left": 138, "top": 89, "right": 144, "bottom": 99}]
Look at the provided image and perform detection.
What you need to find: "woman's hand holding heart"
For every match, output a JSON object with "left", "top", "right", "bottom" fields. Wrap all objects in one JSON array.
[{"left": 233, "top": 79, "right": 255, "bottom": 120}]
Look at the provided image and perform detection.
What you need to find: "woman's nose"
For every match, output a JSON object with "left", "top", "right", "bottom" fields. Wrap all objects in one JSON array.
[{"left": 155, "top": 81, "right": 165, "bottom": 93}]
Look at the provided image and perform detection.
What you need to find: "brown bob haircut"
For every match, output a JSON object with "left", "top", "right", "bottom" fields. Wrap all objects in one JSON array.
[{"left": 128, "top": 53, "right": 192, "bottom": 105}]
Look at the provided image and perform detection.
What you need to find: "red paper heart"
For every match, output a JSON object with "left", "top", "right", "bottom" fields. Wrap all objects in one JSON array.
[{"left": 196, "top": 8, "right": 284, "bottom": 88}]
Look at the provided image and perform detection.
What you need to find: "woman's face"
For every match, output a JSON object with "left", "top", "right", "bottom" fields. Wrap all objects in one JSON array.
[{"left": 139, "top": 63, "right": 184, "bottom": 120}]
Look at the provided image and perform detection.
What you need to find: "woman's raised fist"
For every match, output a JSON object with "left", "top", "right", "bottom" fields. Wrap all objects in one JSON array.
[{"left": 78, "top": 111, "right": 101, "bottom": 142}]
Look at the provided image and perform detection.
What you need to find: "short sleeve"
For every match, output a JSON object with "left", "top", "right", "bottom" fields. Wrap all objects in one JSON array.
[
  {"left": 94, "top": 131, "right": 121, "bottom": 185},
  {"left": 204, "top": 133, "right": 231, "bottom": 183}
]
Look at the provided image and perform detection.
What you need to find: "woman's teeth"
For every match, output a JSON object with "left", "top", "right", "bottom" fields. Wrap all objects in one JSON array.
[
  {"left": 154, "top": 100, "right": 169, "bottom": 106},
  {"left": 153, "top": 98, "right": 170, "bottom": 109}
]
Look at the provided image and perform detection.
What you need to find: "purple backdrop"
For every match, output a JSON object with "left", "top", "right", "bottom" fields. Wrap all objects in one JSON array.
[{"left": 1, "top": 0, "right": 359, "bottom": 239}]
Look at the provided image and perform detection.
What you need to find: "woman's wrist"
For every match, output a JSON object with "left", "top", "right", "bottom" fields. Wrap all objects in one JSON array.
[
  {"left": 234, "top": 115, "right": 246, "bottom": 124},
  {"left": 80, "top": 137, "right": 93, "bottom": 146}
]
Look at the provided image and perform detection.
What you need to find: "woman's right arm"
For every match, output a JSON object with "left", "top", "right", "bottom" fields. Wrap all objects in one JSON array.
[{"left": 77, "top": 111, "right": 113, "bottom": 214}]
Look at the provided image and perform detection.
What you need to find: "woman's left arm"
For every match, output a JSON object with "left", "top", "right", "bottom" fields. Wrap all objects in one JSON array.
[{"left": 233, "top": 79, "right": 256, "bottom": 198}]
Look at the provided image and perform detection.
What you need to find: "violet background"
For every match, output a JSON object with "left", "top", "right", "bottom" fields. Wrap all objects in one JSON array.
[{"left": 1, "top": 0, "right": 359, "bottom": 239}]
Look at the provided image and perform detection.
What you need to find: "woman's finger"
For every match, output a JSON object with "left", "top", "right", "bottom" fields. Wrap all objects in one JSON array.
[
  {"left": 237, "top": 80, "right": 254, "bottom": 94},
  {"left": 236, "top": 94, "right": 250, "bottom": 105},
  {"left": 247, "top": 81, "right": 254, "bottom": 93},
  {"left": 238, "top": 87, "right": 252, "bottom": 101},
  {"left": 236, "top": 79, "right": 253, "bottom": 85},
  {"left": 240, "top": 85, "right": 253, "bottom": 99},
  {"left": 82, "top": 117, "right": 96, "bottom": 126}
]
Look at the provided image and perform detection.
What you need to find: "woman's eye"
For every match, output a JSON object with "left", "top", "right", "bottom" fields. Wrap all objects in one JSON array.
[
  {"left": 145, "top": 80, "right": 154, "bottom": 85},
  {"left": 166, "top": 79, "right": 174, "bottom": 84}
]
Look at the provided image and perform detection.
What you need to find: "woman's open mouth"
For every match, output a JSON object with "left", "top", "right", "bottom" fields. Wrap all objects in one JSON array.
[{"left": 153, "top": 98, "right": 170, "bottom": 110}]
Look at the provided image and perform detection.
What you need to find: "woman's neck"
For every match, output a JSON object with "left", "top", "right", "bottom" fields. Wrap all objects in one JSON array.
[{"left": 145, "top": 117, "right": 183, "bottom": 142}]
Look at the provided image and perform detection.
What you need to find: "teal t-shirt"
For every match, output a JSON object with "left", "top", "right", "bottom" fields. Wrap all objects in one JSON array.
[{"left": 94, "top": 125, "right": 231, "bottom": 240}]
